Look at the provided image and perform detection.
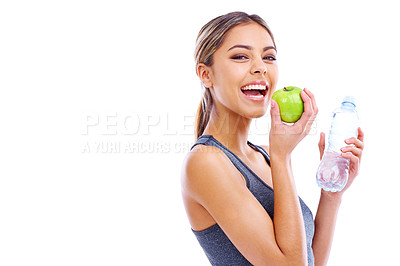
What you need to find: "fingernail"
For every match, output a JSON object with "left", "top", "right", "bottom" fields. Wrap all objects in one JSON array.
[
  {"left": 341, "top": 147, "right": 347, "bottom": 152},
  {"left": 345, "top": 138, "right": 351, "bottom": 144},
  {"left": 271, "top": 100, "right": 275, "bottom": 108}
]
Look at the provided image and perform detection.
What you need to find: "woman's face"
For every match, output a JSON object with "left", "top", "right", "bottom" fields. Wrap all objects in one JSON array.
[{"left": 203, "top": 22, "right": 278, "bottom": 118}]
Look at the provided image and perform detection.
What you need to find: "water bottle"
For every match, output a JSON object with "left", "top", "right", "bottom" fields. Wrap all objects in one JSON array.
[{"left": 316, "top": 96, "right": 359, "bottom": 192}]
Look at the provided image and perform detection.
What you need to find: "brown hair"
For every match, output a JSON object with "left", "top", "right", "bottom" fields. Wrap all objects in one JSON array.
[{"left": 194, "top": 11, "right": 275, "bottom": 139}]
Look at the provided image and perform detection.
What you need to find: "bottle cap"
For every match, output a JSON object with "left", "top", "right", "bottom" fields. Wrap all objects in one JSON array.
[{"left": 342, "top": 96, "right": 356, "bottom": 107}]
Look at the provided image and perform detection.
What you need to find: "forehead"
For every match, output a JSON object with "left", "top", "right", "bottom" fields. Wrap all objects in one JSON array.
[{"left": 221, "top": 22, "right": 275, "bottom": 49}]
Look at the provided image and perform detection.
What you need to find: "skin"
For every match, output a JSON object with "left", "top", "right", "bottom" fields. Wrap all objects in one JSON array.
[{"left": 181, "top": 22, "right": 364, "bottom": 265}]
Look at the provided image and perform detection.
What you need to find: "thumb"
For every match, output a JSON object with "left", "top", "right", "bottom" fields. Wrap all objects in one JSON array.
[
  {"left": 318, "top": 132, "right": 325, "bottom": 160},
  {"left": 270, "top": 99, "right": 282, "bottom": 124}
]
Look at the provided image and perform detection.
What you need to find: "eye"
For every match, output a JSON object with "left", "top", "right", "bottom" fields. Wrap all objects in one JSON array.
[
  {"left": 263, "top": 55, "right": 277, "bottom": 61},
  {"left": 231, "top": 54, "right": 249, "bottom": 60}
]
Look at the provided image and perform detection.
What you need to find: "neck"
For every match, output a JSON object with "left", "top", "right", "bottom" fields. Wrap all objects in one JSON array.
[{"left": 203, "top": 106, "right": 252, "bottom": 155}]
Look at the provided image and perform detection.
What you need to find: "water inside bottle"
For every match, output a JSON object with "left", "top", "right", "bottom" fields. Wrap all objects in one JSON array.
[{"left": 316, "top": 151, "right": 350, "bottom": 192}]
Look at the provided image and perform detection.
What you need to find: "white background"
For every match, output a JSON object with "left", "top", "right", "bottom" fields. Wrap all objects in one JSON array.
[{"left": 1, "top": 0, "right": 399, "bottom": 265}]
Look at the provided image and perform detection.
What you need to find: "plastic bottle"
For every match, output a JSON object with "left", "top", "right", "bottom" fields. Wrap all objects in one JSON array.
[{"left": 316, "top": 96, "right": 359, "bottom": 192}]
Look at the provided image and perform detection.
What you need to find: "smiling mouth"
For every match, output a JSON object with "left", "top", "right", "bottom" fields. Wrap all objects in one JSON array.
[{"left": 240, "top": 84, "right": 268, "bottom": 99}]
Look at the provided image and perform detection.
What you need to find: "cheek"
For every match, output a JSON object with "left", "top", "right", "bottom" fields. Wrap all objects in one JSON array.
[
  {"left": 268, "top": 66, "right": 279, "bottom": 88},
  {"left": 269, "top": 64, "right": 278, "bottom": 77},
  {"left": 216, "top": 62, "right": 245, "bottom": 86},
  {"left": 213, "top": 83, "right": 239, "bottom": 105},
  {"left": 211, "top": 63, "right": 243, "bottom": 96}
]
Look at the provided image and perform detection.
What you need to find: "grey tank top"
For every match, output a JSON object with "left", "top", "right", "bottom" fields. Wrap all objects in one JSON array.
[{"left": 191, "top": 135, "right": 315, "bottom": 265}]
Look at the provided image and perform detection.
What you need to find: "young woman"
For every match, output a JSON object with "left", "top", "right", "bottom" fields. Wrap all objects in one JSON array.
[{"left": 181, "top": 12, "right": 364, "bottom": 265}]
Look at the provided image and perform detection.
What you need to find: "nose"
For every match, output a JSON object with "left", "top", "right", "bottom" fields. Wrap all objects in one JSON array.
[{"left": 251, "top": 58, "right": 267, "bottom": 75}]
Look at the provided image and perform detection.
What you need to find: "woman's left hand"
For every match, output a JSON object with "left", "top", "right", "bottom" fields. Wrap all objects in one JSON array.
[{"left": 318, "top": 127, "right": 365, "bottom": 195}]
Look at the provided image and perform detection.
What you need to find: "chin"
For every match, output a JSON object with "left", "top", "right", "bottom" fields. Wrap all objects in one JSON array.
[{"left": 240, "top": 106, "right": 268, "bottom": 119}]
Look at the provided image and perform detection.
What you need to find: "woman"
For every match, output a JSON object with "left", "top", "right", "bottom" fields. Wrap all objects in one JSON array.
[{"left": 181, "top": 12, "right": 364, "bottom": 265}]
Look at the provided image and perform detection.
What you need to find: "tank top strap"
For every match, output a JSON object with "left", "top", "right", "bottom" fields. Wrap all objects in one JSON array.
[
  {"left": 247, "top": 141, "right": 271, "bottom": 166},
  {"left": 190, "top": 135, "right": 212, "bottom": 148}
]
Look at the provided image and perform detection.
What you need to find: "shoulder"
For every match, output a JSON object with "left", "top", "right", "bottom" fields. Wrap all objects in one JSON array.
[
  {"left": 181, "top": 145, "right": 245, "bottom": 202},
  {"left": 182, "top": 144, "right": 227, "bottom": 174}
]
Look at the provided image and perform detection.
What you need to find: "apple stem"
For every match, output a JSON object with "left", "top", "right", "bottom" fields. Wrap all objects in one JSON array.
[{"left": 284, "top": 87, "right": 288, "bottom": 91}]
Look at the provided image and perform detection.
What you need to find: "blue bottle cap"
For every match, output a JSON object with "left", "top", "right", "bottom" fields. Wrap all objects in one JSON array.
[{"left": 342, "top": 96, "right": 356, "bottom": 107}]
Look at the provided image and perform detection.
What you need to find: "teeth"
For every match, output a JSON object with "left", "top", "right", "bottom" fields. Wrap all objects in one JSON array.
[
  {"left": 247, "top": 94, "right": 264, "bottom": 98},
  {"left": 241, "top": 84, "right": 267, "bottom": 90}
]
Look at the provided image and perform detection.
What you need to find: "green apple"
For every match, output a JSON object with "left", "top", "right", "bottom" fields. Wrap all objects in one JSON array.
[{"left": 271, "top": 86, "right": 304, "bottom": 123}]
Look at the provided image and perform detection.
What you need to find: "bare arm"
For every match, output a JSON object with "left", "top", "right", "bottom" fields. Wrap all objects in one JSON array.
[
  {"left": 269, "top": 152, "right": 307, "bottom": 262},
  {"left": 312, "top": 191, "right": 342, "bottom": 266},
  {"left": 312, "top": 129, "right": 364, "bottom": 265},
  {"left": 269, "top": 88, "right": 318, "bottom": 263}
]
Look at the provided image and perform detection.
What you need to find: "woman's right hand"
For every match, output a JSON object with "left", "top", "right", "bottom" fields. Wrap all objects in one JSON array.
[{"left": 269, "top": 88, "right": 318, "bottom": 157}]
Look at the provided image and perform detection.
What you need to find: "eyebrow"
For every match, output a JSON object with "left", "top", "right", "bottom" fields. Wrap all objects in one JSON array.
[{"left": 227, "top": 44, "right": 277, "bottom": 52}]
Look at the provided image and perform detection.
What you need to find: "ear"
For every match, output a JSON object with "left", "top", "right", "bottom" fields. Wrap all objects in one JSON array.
[{"left": 197, "top": 63, "right": 213, "bottom": 89}]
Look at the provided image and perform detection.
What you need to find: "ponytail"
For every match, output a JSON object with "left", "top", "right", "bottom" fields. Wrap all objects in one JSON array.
[{"left": 195, "top": 87, "right": 213, "bottom": 139}]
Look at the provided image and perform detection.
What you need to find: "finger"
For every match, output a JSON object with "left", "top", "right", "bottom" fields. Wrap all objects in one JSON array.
[
  {"left": 341, "top": 151, "right": 360, "bottom": 169},
  {"left": 296, "top": 90, "right": 313, "bottom": 127},
  {"left": 303, "top": 88, "right": 318, "bottom": 115},
  {"left": 345, "top": 127, "right": 364, "bottom": 148},
  {"left": 318, "top": 132, "right": 325, "bottom": 160},
  {"left": 300, "top": 90, "right": 312, "bottom": 117},
  {"left": 270, "top": 99, "right": 282, "bottom": 125},
  {"left": 341, "top": 145, "right": 362, "bottom": 158},
  {"left": 345, "top": 136, "right": 364, "bottom": 150},
  {"left": 357, "top": 127, "right": 364, "bottom": 142},
  {"left": 300, "top": 90, "right": 318, "bottom": 133}
]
